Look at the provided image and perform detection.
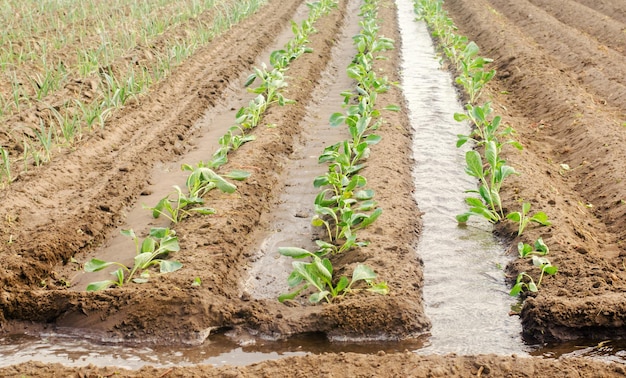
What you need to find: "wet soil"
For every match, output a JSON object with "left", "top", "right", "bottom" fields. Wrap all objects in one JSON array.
[
  {"left": 441, "top": 0, "right": 626, "bottom": 343},
  {"left": 1, "top": 0, "right": 626, "bottom": 376},
  {"left": 3, "top": 353, "right": 626, "bottom": 377}
]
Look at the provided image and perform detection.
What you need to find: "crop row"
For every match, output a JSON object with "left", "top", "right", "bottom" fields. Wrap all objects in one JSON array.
[
  {"left": 0, "top": 0, "right": 268, "bottom": 186},
  {"left": 278, "top": 0, "right": 397, "bottom": 304},
  {"left": 413, "top": 0, "right": 557, "bottom": 296},
  {"left": 83, "top": 0, "right": 340, "bottom": 291}
]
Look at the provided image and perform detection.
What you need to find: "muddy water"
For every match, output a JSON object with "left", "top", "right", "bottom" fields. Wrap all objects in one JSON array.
[{"left": 395, "top": 0, "right": 527, "bottom": 355}]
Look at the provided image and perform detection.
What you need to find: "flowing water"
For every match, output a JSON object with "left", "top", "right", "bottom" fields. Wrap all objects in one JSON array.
[
  {"left": 395, "top": 0, "right": 526, "bottom": 355},
  {"left": 1, "top": 0, "right": 624, "bottom": 369}
]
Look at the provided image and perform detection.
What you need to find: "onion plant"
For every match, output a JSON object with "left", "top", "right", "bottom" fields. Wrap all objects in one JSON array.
[{"left": 0, "top": 0, "right": 269, "bottom": 185}]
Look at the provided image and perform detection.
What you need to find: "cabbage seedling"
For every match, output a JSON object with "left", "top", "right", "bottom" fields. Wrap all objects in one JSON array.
[
  {"left": 85, "top": 227, "right": 181, "bottom": 291},
  {"left": 517, "top": 237, "right": 549, "bottom": 258},
  {"left": 506, "top": 202, "right": 551, "bottom": 236},
  {"left": 277, "top": 247, "right": 388, "bottom": 303},
  {"left": 509, "top": 257, "right": 558, "bottom": 296},
  {"left": 456, "top": 144, "right": 518, "bottom": 223},
  {"left": 144, "top": 185, "right": 215, "bottom": 224}
]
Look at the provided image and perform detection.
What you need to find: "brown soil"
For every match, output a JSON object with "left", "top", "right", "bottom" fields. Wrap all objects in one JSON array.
[
  {"left": 441, "top": 0, "right": 626, "bottom": 343},
  {"left": 3, "top": 353, "right": 626, "bottom": 377},
  {"left": 0, "top": 0, "right": 625, "bottom": 376}
]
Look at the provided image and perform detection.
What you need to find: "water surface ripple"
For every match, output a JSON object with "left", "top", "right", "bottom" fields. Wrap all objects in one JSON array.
[{"left": 396, "top": 0, "right": 528, "bottom": 355}]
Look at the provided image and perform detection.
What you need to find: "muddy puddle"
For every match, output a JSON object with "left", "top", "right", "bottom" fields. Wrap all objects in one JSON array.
[{"left": 2, "top": 0, "right": 626, "bottom": 370}]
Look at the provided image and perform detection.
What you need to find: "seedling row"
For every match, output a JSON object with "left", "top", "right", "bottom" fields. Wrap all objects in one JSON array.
[
  {"left": 413, "top": 0, "right": 556, "bottom": 296},
  {"left": 84, "top": 0, "right": 340, "bottom": 291}
]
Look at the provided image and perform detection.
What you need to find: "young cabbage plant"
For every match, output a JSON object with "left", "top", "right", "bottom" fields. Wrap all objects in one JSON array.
[
  {"left": 517, "top": 237, "right": 549, "bottom": 258},
  {"left": 506, "top": 202, "right": 552, "bottom": 236},
  {"left": 455, "top": 102, "right": 521, "bottom": 150},
  {"left": 85, "top": 227, "right": 181, "bottom": 291},
  {"left": 277, "top": 247, "right": 388, "bottom": 303},
  {"left": 144, "top": 185, "right": 215, "bottom": 224},
  {"left": 510, "top": 256, "right": 558, "bottom": 296},
  {"left": 456, "top": 144, "right": 518, "bottom": 224},
  {"left": 182, "top": 162, "right": 250, "bottom": 198}
]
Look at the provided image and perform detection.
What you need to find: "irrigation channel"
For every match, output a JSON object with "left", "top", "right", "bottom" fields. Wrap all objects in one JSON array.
[{"left": 1, "top": 0, "right": 624, "bottom": 369}]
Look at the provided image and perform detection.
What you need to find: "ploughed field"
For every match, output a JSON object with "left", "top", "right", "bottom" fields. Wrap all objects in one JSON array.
[{"left": 0, "top": 0, "right": 625, "bottom": 376}]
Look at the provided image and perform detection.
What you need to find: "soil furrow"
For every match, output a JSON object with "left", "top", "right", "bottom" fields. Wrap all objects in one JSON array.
[
  {"left": 528, "top": 0, "right": 626, "bottom": 55},
  {"left": 0, "top": 0, "right": 303, "bottom": 309},
  {"left": 574, "top": 0, "right": 626, "bottom": 24},
  {"left": 488, "top": 0, "right": 626, "bottom": 111},
  {"left": 444, "top": 0, "right": 626, "bottom": 342}
]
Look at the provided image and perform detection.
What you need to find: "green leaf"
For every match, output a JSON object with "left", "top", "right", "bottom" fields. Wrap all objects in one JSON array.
[
  {"left": 314, "top": 258, "right": 332, "bottom": 283},
  {"left": 454, "top": 112, "right": 469, "bottom": 122},
  {"left": 141, "top": 237, "right": 156, "bottom": 253},
  {"left": 84, "top": 259, "right": 114, "bottom": 272},
  {"left": 287, "top": 270, "right": 304, "bottom": 287},
  {"left": 367, "top": 282, "right": 389, "bottom": 295},
  {"left": 518, "top": 242, "right": 532, "bottom": 258},
  {"left": 534, "top": 238, "right": 549, "bottom": 254},
  {"left": 309, "top": 291, "right": 330, "bottom": 303},
  {"left": 224, "top": 170, "right": 251, "bottom": 181},
  {"left": 297, "top": 262, "right": 325, "bottom": 293},
  {"left": 364, "top": 134, "right": 382, "bottom": 145},
  {"left": 351, "top": 264, "right": 377, "bottom": 283},
  {"left": 192, "top": 277, "right": 202, "bottom": 287},
  {"left": 278, "top": 286, "right": 306, "bottom": 302},
  {"left": 134, "top": 252, "right": 153, "bottom": 269},
  {"left": 466, "top": 197, "right": 485, "bottom": 208},
  {"left": 329, "top": 113, "right": 345, "bottom": 127},
  {"left": 313, "top": 175, "right": 329, "bottom": 188},
  {"left": 86, "top": 280, "right": 116, "bottom": 291},
  {"left": 532, "top": 256, "right": 550, "bottom": 267},
  {"left": 509, "top": 282, "right": 523, "bottom": 296},
  {"left": 311, "top": 216, "right": 325, "bottom": 227},
  {"left": 190, "top": 207, "right": 216, "bottom": 215},
  {"left": 530, "top": 212, "right": 551, "bottom": 226},
  {"left": 160, "top": 260, "right": 182, "bottom": 273},
  {"left": 355, "top": 189, "right": 375, "bottom": 200},
  {"left": 214, "top": 177, "right": 237, "bottom": 194},
  {"left": 383, "top": 104, "right": 400, "bottom": 112},
  {"left": 543, "top": 265, "right": 558, "bottom": 275},
  {"left": 465, "top": 150, "right": 484, "bottom": 178},
  {"left": 149, "top": 227, "right": 169, "bottom": 238},
  {"left": 151, "top": 198, "right": 168, "bottom": 219},
  {"left": 120, "top": 229, "right": 136, "bottom": 239},
  {"left": 159, "top": 236, "right": 180, "bottom": 253},
  {"left": 485, "top": 140, "right": 498, "bottom": 168},
  {"left": 279, "top": 247, "right": 313, "bottom": 259},
  {"left": 506, "top": 212, "right": 521, "bottom": 222},
  {"left": 456, "top": 213, "right": 471, "bottom": 223},
  {"left": 456, "top": 134, "right": 469, "bottom": 148},
  {"left": 336, "top": 276, "right": 349, "bottom": 293},
  {"left": 358, "top": 208, "right": 382, "bottom": 228},
  {"left": 244, "top": 73, "right": 257, "bottom": 87}
]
